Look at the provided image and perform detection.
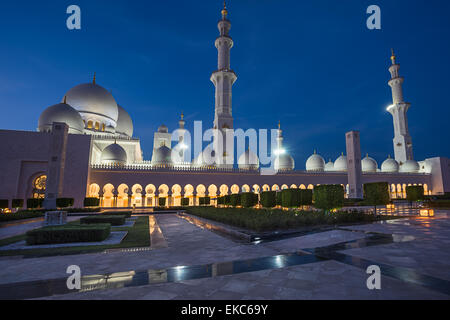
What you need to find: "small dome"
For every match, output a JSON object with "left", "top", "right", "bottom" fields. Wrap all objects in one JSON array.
[
  {"left": 362, "top": 154, "right": 378, "bottom": 173},
  {"left": 194, "top": 147, "right": 216, "bottom": 167},
  {"left": 334, "top": 153, "right": 348, "bottom": 172},
  {"left": 324, "top": 159, "right": 334, "bottom": 172},
  {"left": 306, "top": 151, "right": 325, "bottom": 172},
  {"left": 38, "top": 102, "right": 84, "bottom": 134},
  {"left": 158, "top": 124, "right": 169, "bottom": 133},
  {"left": 381, "top": 156, "right": 399, "bottom": 173},
  {"left": 63, "top": 82, "right": 119, "bottom": 127},
  {"left": 238, "top": 149, "right": 260, "bottom": 170},
  {"left": 115, "top": 105, "right": 133, "bottom": 137},
  {"left": 101, "top": 143, "right": 127, "bottom": 165},
  {"left": 152, "top": 146, "right": 173, "bottom": 165},
  {"left": 400, "top": 159, "right": 420, "bottom": 173},
  {"left": 274, "top": 153, "right": 295, "bottom": 171}
]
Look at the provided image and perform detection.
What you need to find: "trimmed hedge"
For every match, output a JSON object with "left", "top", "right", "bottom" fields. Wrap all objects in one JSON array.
[
  {"left": 80, "top": 215, "right": 126, "bottom": 226},
  {"left": 260, "top": 191, "right": 276, "bottom": 208},
  {"left": 84, "top": 197, "right": 100, "bottom": 207},
  {"left": 406, "top": 186, "right": 425, "bottom": 202},
  {"left": 27, "top": 198, "right": 44, "bottom": 209},
  {"left": 313, "top": 185, "right": 345, "bottom": 210},
  {"left": 217, "top": 196, "right": 224, "bottom": 205},
  {"left": 241, "top": 192, "right": 258, "bottom": 208},
  {"left": 199, "top": 197, "right": 211, "bottom": 206},
  {"left": 276, "top": 192, "right": 282, "bottom": 206},
  {"left": 281, "top": 189, "right": 312, "bottom": 208},
  {"left": 26, "top": 223, "right": 111, "bottom": 245},
  {"left": 181, "top": 198, "right": 190, "bottom": 206},
  {"left": 159, "top": 197, "right": 166, "bottom": 207},
  {"left": 224, "top": 195, "right": 231, "bottom": 206},
  {"left": 230, "top": 194, "right": 241, "bottom": 207},
  {"left": 0, "top": 199, "right": 9, "bottom": 209},
  {"left": 56, "top": 198, "right": 74, "bottom": 208},
  {"left": 101, "top": 211, "right": 132, "bottom": 218},
  {"left": 363, "top": 182, "right": 390, "bottom": 214},
  {"left": 185, "top": 207, "right": 396, "bottom": 232},
  {"left": 11, "top": 199, "right": 24, "bottom": 208}
]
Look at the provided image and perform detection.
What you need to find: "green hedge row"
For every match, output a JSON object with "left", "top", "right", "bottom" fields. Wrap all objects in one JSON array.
[
  {"left": 240, "top": 192, "right": 258, "bottom": 208},
  {"left": 281, "top": 189, "right": 313, "bottom": 208},
  {"left": 84, "top": 197, "right": 100, "bottom": 207},
  {"left": 26, "top": 224, "right": 111, "bottom": 245},
  {"left": 406, "top": 186, "right": 425, "bottom": 202},
  {"left": 199, "top": 197, "right": 211, "bottom": 206},
  {"left": 101, "top": 211, "right": 132, "bottom": 218},
  {"left": 56, "top": 198, "right": 74, "bottom": 208},
  {"left": 80, "top": 215, "right": 126, "bottom": 226},
  {"left": 261, "top": 191, "right": 276, "bottom": 208},
  {"left": 313, "top": 185, "right": 344, "bottom": 210},
  {"left": 159, "top": 197, "right": 166, "bottom": 207},
  {"left": 181, "top": 198, "right": 190, "bottom": 206},
  {"left": 27, "top": 198, "right": 44, "bottom": 209}
]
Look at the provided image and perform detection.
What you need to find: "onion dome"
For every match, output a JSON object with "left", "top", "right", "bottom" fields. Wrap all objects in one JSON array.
[
  {"left": 194, "top": 147, "right": 216, "bottom": 167},
  {"left": 305, "top": 150, "right": 325, "bottom": 172},
  {"left": 324, "top": 159, "right": 334, "bottom": 172},
  {"left": 158, "top": 124, "right": 169, "bottom": 133},
  {"left": 115, "top": 105, "right": 133, "bottom": 137},
  {"left": 381, "top": 155, "right": 399, "bottom": 173},
  {"left": 361, "top": 154, "right": 378, "bottom": 173},
  {"left": 274, "top": 153, "right": 295, "bottom": 171},
  {"left": 38, "top": 100, "right": 84, "bottom": 134},
  {"left": 63, "top": 76, "right": 119, "bottom": 128},
  {"left": 399, "top": 159, "right": 420, "bottom": 173},
  {"left": 238, "top": 149, "right": 260, "bottom": 170},
  {"left": 334, "top": 153, "right": 348, "bottom": 172},
  {"left": 101, "top": 142, "right": 127, "bottom": 165},
  {"left": 152, "top": 146, "right": 173, "bottom": 165}
]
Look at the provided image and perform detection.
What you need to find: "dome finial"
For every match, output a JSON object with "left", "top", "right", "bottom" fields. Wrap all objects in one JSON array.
[
  {"left": 278, "top": 120, "right": 281, "bottom": 130},
  {"left": 221, "top": 0, "right": 228, "bottom": 19},
  {"left": 181, "top": 111, "right": 184, "bottom": 120},
  {"left": 93, "top": 72, "right": 96, "bottom": 84},
  {"left": 63, "top": 96, "right": 67, "bottom": 104},
  {"left": 390, "top": 48, "right": 396, "bottom": 65},
  {"left": 314, "top": 149, "right": 317, "bottom": 154}
]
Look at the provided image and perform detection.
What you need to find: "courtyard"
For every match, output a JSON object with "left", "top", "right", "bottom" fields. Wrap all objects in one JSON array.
[{"left": 0, "top": 208, "right": 449, "bottom": 300}]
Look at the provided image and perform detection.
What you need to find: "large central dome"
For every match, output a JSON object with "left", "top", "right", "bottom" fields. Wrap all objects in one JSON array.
[{"left": 63, "top": 81, "right": 119, "bottom": 128}]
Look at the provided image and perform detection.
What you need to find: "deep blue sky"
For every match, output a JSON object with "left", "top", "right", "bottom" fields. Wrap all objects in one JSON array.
[{"left": 1, "top": 0, "right": 449, "bottom": 168}]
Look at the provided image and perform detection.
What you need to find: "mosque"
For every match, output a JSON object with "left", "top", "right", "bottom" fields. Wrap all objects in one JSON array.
[{"left": 0, "top": 4, "right": 449, "bottom": 209}]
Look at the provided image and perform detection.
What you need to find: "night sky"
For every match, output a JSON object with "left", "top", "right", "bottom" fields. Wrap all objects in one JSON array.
[{"left": 1, "top": 0, "right": 449, "bottom": 168}]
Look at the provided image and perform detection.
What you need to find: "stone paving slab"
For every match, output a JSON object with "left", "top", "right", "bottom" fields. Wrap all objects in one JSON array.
[
  {"left": 0, "top": 232, "right": 128, "bottom": 250},
  {"left": 39, "top": 260, "right": 449, "bottom": 300}
]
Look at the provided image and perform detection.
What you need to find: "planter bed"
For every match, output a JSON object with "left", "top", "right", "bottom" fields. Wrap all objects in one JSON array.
[
  {"left": 80, "top": 215, "right": 126, "bottom": 226},
  {"left": 26, "top": 223, "right": 111, "bottom": 245}
]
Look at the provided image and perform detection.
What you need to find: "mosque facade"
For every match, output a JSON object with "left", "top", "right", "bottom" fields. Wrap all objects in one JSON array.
[{"left": 0, "top": 4, "right": 449, "bottom": 209}]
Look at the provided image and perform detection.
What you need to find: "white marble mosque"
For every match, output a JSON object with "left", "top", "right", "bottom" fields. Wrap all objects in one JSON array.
[{"left": 0, "top": 3, "right": 449, "bottom": 209}]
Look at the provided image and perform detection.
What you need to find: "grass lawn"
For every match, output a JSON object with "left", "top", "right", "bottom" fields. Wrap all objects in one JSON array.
[
  {"left": 185, "top": 207, "right": 404, "bottom": 232},
  {"left": 0, "top": 216, "right": 150, "bottom": 257}
]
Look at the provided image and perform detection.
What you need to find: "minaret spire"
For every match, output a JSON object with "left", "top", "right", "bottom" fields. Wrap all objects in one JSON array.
[
  {"left": 211, "top": 1, "right": 237, "bottom": 166},
  {"left": 387, "top": 49, "right": 414, "bottom": 164},
  {"left": 93, "top": 72, "right": 96, "bottom": 85}
]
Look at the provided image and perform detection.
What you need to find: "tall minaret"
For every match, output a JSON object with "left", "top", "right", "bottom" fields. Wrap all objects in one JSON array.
[
  {"left": 211, "top": 1, "right": 237, "bottom": 161},
  {"left": 277, "top": 121, "right": 284, "bottom": 152},
  {"left": 387, "top": 49, "right": 413, "bottom": 164}
]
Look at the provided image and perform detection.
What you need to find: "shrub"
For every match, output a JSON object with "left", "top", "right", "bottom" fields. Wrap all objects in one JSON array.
[
  {"left": 224, "top": 195, "right": 231, "bottom": 206},
  {"left": 230, "top": 194, "right": 241, "bottom": 207},
  {"left": 11, "top": 199, "right": 24, "bottom": 208},
  {"left": 0, "top": 210, "right": 45, "bottom": 222},
  {"left": 26, "top": 224, "right": 111, "bottom": 245},
  {"left": 363, "top": 182, "right": 390, "bottom": 215},
  {"left": 181, "top": 198, "right": 190, "bottom": 206},
  {"left": 313, "top": 185, "right": 345, "bottom": 211},
  {"left": 276, "top": 192, "right": 282, "bottom": 206},
  {"left": 281, "top": 189, "right": 299, "bottom": 208},
  {"left": 101, "top": 211, "right": 132, "bottom": 218},
  {"left": 217, "top": 196, "right": 224, "bottom": 205},
  {"left": 299, "top": 189, "right": 313, "bottom": 206},
  {"left": 80, "top": 215, "right": 126, "bottom": 226},
  {"left": 27, "top": 198, "right": 44, "bottom": 209},
  {"left": 56, "top": 198, "right": 74, "bottom": 208},
  {"left": 260, "top": 191, "right": 276, "bottom": 208},
  {"left": 159, "top": 197, "right": 166, "bottom": 207},
  {"left": 241, "top": 192, "right": 258, "bottom": 208},
  {"left": 406, "top": 186, "right": 425, "bottom": 204},
  {"left": 199, "top": 197, "right": 211, "bottom": 206},
  {"left": 84, "top": 197, "right": 100, "bottom": 207},
  {"left": 0, "top": 199, "right": 9, "bottom": 209}
]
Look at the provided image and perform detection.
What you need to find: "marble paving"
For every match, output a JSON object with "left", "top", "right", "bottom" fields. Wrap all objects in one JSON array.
[{"left": 0, "top": 213, "right": 449, "bottom": 300}]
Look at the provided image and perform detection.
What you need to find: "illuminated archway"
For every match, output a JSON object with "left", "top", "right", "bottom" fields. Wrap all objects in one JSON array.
[
  {"left": 231, "top": 184, "right": 240, "bottom": 194},
  {"left": 271, "top": 184, "right": 279, "bottom": 191},
  {"left": 103, "top": 184, "right": 114, "bottom": 207},
  {"left": 262, "top": 184, "right": 270, "bottom": 192},
  {"left": 88, "top": 183, "right": 100, "bottom": 198},
  {"left": 219, "top": 184, "right": 229, "bottom": 196},
  {"left": 117, "top": 184, "right": 129, "bottom": 207},
  {"left": 242, "top": 184, "right": 250, "bottom": 193}
]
